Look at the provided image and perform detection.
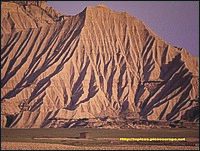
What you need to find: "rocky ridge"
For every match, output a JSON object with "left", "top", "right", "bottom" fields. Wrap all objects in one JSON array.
[{"left": 1, "top": 1, "right": 199, "bottom": 128}]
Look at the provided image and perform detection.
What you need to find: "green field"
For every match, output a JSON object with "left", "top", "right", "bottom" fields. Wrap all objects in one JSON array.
[{"left": 1, "top": 128, "right": 199, "bottom": 147}]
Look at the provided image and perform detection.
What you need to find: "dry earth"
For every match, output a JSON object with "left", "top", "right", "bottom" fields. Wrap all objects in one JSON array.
[
  {"left": 2, "top": 142, "right": 199, "bottom": 150},
  {"left": 1, "top": 1, "right": 199, "bottom": 128}
]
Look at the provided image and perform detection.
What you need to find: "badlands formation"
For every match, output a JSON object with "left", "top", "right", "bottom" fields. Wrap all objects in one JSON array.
[{"left": 1, "top": 1, "right": 199, "bottom": 128}]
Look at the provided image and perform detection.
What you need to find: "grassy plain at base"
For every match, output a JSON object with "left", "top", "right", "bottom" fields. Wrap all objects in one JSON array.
[{"left": 1, "top": 128, "right": 199, "bottom": 150}]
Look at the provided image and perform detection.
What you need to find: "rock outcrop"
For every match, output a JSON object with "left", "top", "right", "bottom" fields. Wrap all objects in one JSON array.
[{"left": 1, "top": 2, "right": 199, "bottom": 128}]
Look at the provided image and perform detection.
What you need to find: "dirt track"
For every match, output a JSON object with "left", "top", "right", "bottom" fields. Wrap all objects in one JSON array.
[{"left": 2, "top": 142, "right": 199, "bottom": 150}]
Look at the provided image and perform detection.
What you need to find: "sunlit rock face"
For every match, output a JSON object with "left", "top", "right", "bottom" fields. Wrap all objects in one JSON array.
[{"left": 1, "top": 2, "right": 199, "bottom": 128}]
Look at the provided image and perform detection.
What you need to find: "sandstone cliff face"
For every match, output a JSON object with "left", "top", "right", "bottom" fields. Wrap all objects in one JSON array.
[
  {"left": 1, "top": 2, "right": 199, "bottom": 128},
  {"left": 1, "top": 1, "right": 61, "bottom": 33}
]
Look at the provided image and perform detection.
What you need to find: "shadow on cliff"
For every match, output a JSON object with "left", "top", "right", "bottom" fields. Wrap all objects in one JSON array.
[
  {"left": 1, "top": 14, "right": 86, "bottom": 104},
  {"left": 139, "top": 54, "right": 193, "bottom": 120}
]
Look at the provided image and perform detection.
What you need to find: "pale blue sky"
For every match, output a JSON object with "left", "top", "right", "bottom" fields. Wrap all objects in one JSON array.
[{"left": 48, "top": 1, "right": 199, "bottom": 56}]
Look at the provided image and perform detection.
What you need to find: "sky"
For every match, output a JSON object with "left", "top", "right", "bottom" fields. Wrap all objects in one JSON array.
[{"left": 48, "top": 1, "right": 199, "bottom": 56}]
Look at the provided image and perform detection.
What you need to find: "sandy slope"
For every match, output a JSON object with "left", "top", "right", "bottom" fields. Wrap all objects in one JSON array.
[{"left": 1, "top": 2, "right": 199, "bottom": 128}]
